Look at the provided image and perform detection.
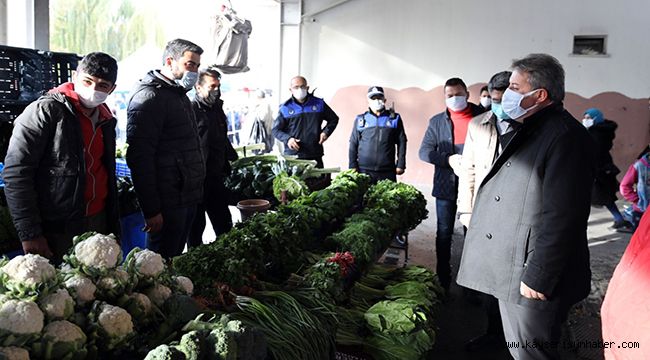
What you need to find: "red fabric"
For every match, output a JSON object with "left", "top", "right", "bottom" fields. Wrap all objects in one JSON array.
[
  {"left": 620, "top": 163, "right": 639, "bottom": 209},
  {"left": 449, "top": 106, "right": 474, "bottom": 145},
  {"left": 52, "top": 83, "right": 112, "bottom": 216},
  {"left": 601, "top": 211, "right": 650, "bottom": 359}
]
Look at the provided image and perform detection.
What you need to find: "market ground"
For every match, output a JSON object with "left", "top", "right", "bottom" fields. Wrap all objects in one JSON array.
[{"left": 202, "top": 184, "right": 631, "bottom": 360}]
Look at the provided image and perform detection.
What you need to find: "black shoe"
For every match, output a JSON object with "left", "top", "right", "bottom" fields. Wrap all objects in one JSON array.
[
  {"left": 610, "top": 220, "right": 633, "bottom": 230},
  {"left": 464, "top": 333, "right": 504, "bottom": 352}
]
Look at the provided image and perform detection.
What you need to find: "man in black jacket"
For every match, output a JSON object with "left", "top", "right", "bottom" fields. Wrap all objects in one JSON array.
[
  {"left": 126, "top": 39, "right": 206, "bottom": 258},
  {"left": 456, "top": 54, "right": 595, "bottom": 360},
  {"left": 3, "top": 52, "right": 120, "bottom": 264},
  {"left": 349, "top": 86, "right": 407, "bottom": 183},
  {"left": 272, "top": 76, "right": 339, "bottom": 168},
  {"left": 187, "top": 68, "right": 238, "bottom": 247}
]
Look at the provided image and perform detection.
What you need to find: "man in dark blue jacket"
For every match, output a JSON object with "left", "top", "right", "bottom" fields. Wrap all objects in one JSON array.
[
  {"left": 418, "top": 78, "right": 483, "bottom": 291},
  {"left": 126, "top": 39, "right": 206, "bottom": 258},
  {"left": 272, "top": 76, "right": 339, "bottom": 168},
  {"left": 349, "top": 86, "right": 407, "bottom": 183}
]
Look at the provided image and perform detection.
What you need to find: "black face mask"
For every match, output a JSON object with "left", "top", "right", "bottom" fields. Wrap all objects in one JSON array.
[{"left": 202, "top": 89, "right": 221, "bottom": 105}]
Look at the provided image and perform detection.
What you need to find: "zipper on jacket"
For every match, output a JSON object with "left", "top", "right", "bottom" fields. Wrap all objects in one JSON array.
[{"left": 85, "top": 125, "right": 100, "bottom": 216}]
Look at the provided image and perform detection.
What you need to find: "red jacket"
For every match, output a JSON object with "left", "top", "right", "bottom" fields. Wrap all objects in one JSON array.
[
  {"left": 52, "top": 83, "right": 112, "bottom": 216},
  {"left": 601, "top": 211, "right": 650, "bottom": 359}
]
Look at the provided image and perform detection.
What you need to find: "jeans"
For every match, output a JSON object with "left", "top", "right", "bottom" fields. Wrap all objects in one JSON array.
[
  {"left": 359, "top": 169, "right": 396, "bottom": 183},
  {"left": 147, "top": 206, "right": 196, "bottom": 259},
  {"left": 435, "top": 197, "right": 457, "bottom": 290}
]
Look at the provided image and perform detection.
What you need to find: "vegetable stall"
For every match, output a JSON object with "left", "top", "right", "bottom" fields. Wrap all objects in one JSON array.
[{"left": 0, "top": 170, "right": 442, "bottom": 359}]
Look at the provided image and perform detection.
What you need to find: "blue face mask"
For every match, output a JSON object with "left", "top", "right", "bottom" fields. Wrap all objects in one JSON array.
[{"left": 491, "top": 103, "right": 510, "bottom": 120}]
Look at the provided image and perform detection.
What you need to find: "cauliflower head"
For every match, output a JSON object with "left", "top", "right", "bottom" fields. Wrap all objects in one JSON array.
[
  {"left": 38, "top": 288, "right": 74, "bottom": 320},
  {"left": 133, "top": 249, "right": 166, "bottom": 278},
  {"left": 64, "top": 274, "right": 96, "bottom": 306},
  {"left": 144, "top": 284, "right": 172, "bottom": 307},
  {"left": 32, "top": 320, "right": 88, "bottom": 360},
  {"left": 96, "top": 267, "right": 131, "bottom": 300},
  {"left": 173, "top": 276, "right": 194, "bottom": 296},
  {"left": 0, "top": 299, "right": 44, "bottom": 347},
  {"left": 97, "top": 304, "right": 134, "bottom": 338},
  {"left": 73, "top": 233, "right": 122, "bottom": 272},
  {"left": 0, "top": 254, "right": 58, "bottom": 300},
  {"left": 0, "top": 346, "right": 30, "bottom": 360}
]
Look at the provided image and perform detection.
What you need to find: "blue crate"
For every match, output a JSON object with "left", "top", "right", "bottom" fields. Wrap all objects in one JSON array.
[
  {"left": 116, "top": 158, "right": 131, "bottom": 178},
  {"left": 120, "top": 212, "right": 146, "bottom": 258}
]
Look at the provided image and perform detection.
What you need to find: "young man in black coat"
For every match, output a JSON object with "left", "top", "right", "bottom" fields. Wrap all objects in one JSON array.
[{"left": 126, "top": 39, "right": 206, "bottom": 258}]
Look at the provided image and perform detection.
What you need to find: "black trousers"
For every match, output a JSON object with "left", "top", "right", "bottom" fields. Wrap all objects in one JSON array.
[
  {"left": 187, "top": 177, "right": 233, "bottom": 248},
  {"left": 498, "top": 299, "right": 570, "bottom": 360},
  {"left": 45, "top": 210, "right": 108, "bottom": 265},
  {"left": 147, "top": 206, "right": 196, "bottom": 259}
]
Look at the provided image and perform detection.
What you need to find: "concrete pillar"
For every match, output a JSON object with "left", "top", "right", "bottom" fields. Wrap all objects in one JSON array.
[
  {"left": 0, "top": 0, "right": 7, "bottom": 45},
  {"left": 279, "top": 0, "right": 302, "bottom": 101},
  {"left": 6, "top": 0, "right": 49, "bottom": 50}
]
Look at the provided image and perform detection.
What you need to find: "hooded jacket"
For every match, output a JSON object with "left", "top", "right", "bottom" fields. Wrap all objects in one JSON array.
[
  {"left": 126, "top": 70, "right": 206, "bottom": 218},
  {"left": 2, "top": 84, "right": 119, "bottom": 241}
]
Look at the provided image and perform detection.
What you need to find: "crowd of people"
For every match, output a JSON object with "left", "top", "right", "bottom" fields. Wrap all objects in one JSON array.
[{"left": 2, "top": 37, "right": 649, "bottom": 360}]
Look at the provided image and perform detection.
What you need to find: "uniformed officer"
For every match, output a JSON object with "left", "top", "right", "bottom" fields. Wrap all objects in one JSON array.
[
  {"left": 349, "top": 86, "right": 407, "bottom": 182},
  {"left": 272, "top": 76, "right": 339, "bottom": 168}
]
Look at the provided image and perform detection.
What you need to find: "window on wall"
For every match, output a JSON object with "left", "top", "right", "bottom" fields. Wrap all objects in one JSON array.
[{"left": 572, "top": 35, "right": 607, "bottom": 56}]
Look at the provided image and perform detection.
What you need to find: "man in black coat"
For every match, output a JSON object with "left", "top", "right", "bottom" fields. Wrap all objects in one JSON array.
[
  {"left": 456, "top": 54, "right": 595, "bottom": 360},
  {"left": 3, "top": 52, "right": 120, "bottom": 264},
  {"left": 126, "top": 39, "right": 206, "bottom": 258},
  {"left": 187, "top": 68, "right": 238, "bottom": 247}
]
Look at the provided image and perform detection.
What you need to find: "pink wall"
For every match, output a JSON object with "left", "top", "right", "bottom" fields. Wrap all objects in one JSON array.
[{"left": 323, "top": 85, "right": 650, "bottom": 186}]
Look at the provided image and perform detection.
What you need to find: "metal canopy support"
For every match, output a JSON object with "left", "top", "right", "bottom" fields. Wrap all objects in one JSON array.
[
  {"left": 302, "top": 0, "right": 353, "bottom": 20},
  {"left": 278, "top": 0, "right": 302, "bottom": 101}
]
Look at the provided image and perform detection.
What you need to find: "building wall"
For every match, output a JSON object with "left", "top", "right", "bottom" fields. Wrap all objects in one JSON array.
[{"left": 297, "top": 0, "right": 650, "bottom": 185}]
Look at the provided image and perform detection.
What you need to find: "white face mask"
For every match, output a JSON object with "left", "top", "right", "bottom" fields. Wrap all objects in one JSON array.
[
  {"left": 501, "top": 88, "right": 540, "bottom": 119},
  {"left": 176, "top": 71, "right": 199, "bottom": 90},
  {"left": 292, "top": 88, "right": 308, "bottom": 101},
  {"left": 582, "top": 118, "right": 594, "bottom": 128},
  {"left": 480, "top": 96, "right": 492, "bottom": 108},
  {"left": 75, "top": 84, "right": 109, "bottom": 108},
  {"left": 445, "top": 96, "right": 468, "bottom": 112},
  {"left": 369, "top": 99, "right": 385, "bottom": 112}
]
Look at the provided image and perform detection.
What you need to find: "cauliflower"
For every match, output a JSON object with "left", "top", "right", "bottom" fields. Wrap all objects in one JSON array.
[
  {"left": 38, "top": 288, "right": 74, "bottom": 320},
  {"left": 0, "top": 346, "right": 30, "bottom": 360},
  {"left": 144, "top": 344, "right": 185, "bottom": 360},
  {"left": 64, "top": 274, "right": 96, "bottom": 306},
  {"left": 0, "top": 254, "right": 58, "bottom": 300},
  {"left": 97, "top": 304, "right": 134, "bottom": 338},
  {"left": 116, "top": 292, "right": 156, "bottom": 326},
  {"left": 173, "top": 276, "right": 194, "bottom": 295},
  {"left": 33, "top": 320, "right": 87, "bottom": 360},
  {"left": 0, "top": 299, "right": 44, "bottom": 346},
  {"left": 144, "top": 284, "right": 172, "bottom": 307},
  {"left": 88, "top": 302, "right": 135, "bottom": 352},
  {"left": 65, "top": 233, "right": 122, "bottom": 276},
  {"left": 124, "top": 248, "right": 166, "bottom": 287},
  {"left": 95, "top": 267, "right": 131, "bottom": 300}
]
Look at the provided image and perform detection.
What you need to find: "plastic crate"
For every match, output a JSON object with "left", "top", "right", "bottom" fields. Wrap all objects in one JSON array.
[{"left": 116, "top": 158, "right": 131, "bottom": 177}]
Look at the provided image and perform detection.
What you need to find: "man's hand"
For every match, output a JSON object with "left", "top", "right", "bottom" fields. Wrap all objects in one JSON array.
[
  {"left": 459, "top": 213, "right": 472, "bottom": 227},
  {"left": 144, "top": 213, "right": 164, "bottom": 233},
  {"left": 520, "top": 281, "right": 547, "bottom": 301},
  {"left": 287, "top": 138, "right": 301, "bottom": 150},
  {"left": 319, "top": 132, "right": 329, "bottom": 145},
  {"left": 22, "top": 236, "right": 53, "bottom": 258},
  {"left": 396, "top": 168, "right": 405, "bottom": 175},
  {"left": 448, "top": 154, "right": 463, "bottom": 175}
]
